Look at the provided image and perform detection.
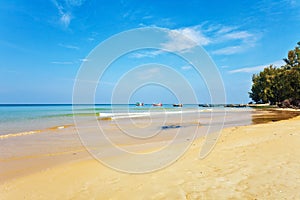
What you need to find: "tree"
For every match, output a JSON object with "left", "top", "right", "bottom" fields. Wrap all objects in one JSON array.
[
  {"left": 249, "top": 65, "right": 282, "bottom": 104},
  {"left": 249, "top": 41, "right": 300, "bottom": 106},
  {"left": 282, "top": 42, "right": 300, "bottom": 101}
]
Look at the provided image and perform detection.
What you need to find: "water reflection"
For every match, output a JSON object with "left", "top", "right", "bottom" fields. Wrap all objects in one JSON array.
[{"left": 251, "top": 109, "right": 300, "bottom": 124}]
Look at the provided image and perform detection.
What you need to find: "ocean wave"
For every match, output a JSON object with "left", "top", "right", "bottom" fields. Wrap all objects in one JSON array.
[
  {"left": 97, "top": 110, "right": 203, "bottom": 120},
  {"left": 0, "top": 130, "right": 42, "bottom": 139},
  {"left": 0, "top": 125, "right": 72, "bottom": 139}
]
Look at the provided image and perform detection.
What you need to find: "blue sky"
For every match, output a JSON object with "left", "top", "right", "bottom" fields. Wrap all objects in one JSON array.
[{"left": 1, "top": 0, "right": 300, "bottom": 104}]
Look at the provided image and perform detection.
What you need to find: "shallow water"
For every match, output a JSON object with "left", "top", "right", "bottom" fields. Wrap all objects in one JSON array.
[
  {"left": 251, "top": 109, "right": 300, "bottom": 124},
  {"left": 0, "top": 105, "right": 299, "bottom": 181},
  {"left": 1, "top": 104, "right": 298, "bottom": 137},
  {"left": 0, "top": 104, "right": 246, "bottom": 136}
]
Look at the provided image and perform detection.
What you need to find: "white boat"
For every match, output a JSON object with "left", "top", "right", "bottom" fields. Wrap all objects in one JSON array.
[{"left": 152, "top": 103, "right": 162, "bottom": 106}]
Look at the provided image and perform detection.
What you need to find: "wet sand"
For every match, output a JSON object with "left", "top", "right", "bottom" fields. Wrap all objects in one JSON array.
[{"left": 0, "top": 109, "right": 300, "bottom": 199}]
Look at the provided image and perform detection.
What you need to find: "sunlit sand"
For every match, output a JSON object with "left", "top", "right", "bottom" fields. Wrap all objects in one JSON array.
[{"left": 1, "top": 109, "right": 299, "bottom": 199}]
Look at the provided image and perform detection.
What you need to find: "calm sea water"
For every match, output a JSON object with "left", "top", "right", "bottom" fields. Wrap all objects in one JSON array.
[{"left": 0, "top": 104, "right": 214, "bottom": 135}]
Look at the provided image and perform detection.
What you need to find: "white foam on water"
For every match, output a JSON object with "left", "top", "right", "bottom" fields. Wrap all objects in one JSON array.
[{"left": 98, "top": 109, "right": 204, "bottom": 120}]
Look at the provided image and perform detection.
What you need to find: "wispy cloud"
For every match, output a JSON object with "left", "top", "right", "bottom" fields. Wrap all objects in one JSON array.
[
  {"left": 162, "top": 26, "right": 211, "bottom": 52},
  {"left": 220, "top": 65, "right": 230, "bottom": 69},
  {"left": 142, "top": 15, "right": 153, "bottom": 20},
  {"left": 210, "top": 26, "right": 259, "bottom": 55},
  {"left": 222, "top": 31, "right": 254, "bottom": 41},
  {"left": 0, "top": 40, "right": 32, "bottom": 53},
  {"left": 51, "top": 61, "right": 73, "bottom": 65},
  {"left": 254, "top": 0, "right": 300, "bottom": 21},
  {"left": 138, "top": 67, "right": 161, "bottom": 80},
  {"left": 59, "top": 43, "right": 79, "bottom": 50},
  {"left": 228, "top": 60, "right": 285, "bottom": 74},
  {"left": 131, "top": 26, "right": 211, "bottom": 57},
  {"left": 212, "top": 46, "right": 244, "bottom": 55},
  {"left": 181, "top": 65, "right": 192, "bottom": 70},
  {"left": 52, "top": 0, "right": 71, "bottom": 28},
  {"left": 130, "top": 50, "right": 163, "bottom": 58},
  {"left": 168, "top": 24, "right": 259, "bottom": 55},
  {"left": 131, "top": 23, "right": 259, "bottom": 58},
  {"left": 66, "top": 0, "right": 86, "bottom": 6},
  {"left": 52, "top": 0, "right": 86, "bottom": 28},
  {"left": 86, "top": 32, "right": 98, "bottom": 42},
  {"left": 79, "top": 58, "right": 89, "bottom": 62},
  {"left": 216, "top": 26, "right": 238, "bottom": 34},
  {"left": 61, "top": 13, "right": 72, "bottom": 27}
]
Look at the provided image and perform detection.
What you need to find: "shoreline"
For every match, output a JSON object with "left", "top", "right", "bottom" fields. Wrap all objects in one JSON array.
[
  {"left": 0, "top": 109, "right": 299, "bottom": 180},
  {"left": 0, "top": 112, "right": 300, "bottom": 199},
  {"left": 1, "top": 107, "right": 299, "bottom": 138}
]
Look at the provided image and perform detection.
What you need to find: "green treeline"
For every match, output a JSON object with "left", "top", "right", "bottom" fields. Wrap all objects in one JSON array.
[{"left": 249, "top": 42, "right": 300, "bottom": 108}]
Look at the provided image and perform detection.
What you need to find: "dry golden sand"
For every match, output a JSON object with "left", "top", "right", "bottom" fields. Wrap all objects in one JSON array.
[{"left": 1, "top": 116, "right": 300, "bottom": 199}]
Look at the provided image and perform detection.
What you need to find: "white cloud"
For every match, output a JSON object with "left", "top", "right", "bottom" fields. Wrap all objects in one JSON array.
[
  {"left": 51, "top": 61, "right": 73, "bottom": 65},
  {"left": 60, "top": 12, "right": 72, "bottom": 27},
  {"left": 52, "top": 0, "right": 85, "bottom": 28},
  {"left": 216, "top": 26, "right": 238, "bottom": 34},
  {"left": 130, "top": 50, "right": 163, "bottom": 58},
  {"left": 163, "top": 24, "right": 258, "bottom": 55},
  {"left": 220, "top": 65, "right": 230, "bottom": 69},
  {"left": 132, "top": 24, "right": 259, "bottom": 58},
  {"left": 87, "top": 32, "right": 98, "bottom": 42},
  {"left": 131, "top": 26, "right": 211, "bottom": 56},
  {"left": 199, "top": 23, "right": 259, "bottom": 55},
  {"left": 181, "top": 65, "right": 192, "bottom": 70},
  {"left": 223, "top": 31, "right": 253, "bottom": 40},
  {"left": 125, "top": 25, "right": 210, "bottom": 56},
  {"left": 228, "top": 60, "right": 285, "bottom": 74},
  {"left": 142, "top": 15, "right": 153, "bottom": 20},
  {"left": 59, "top": 43, "right": 79, "bottom": 50},
  {"left": 212, "top": 45, "right": 244, "bottom": 55},
  {"left": 213, "top": 32, "right": 258, "bottom": 55},
  {"left": 162, "top": 26, "right": 210, "bottom": 52},
  {"left": 138, "top": 67, "right": 161, "bottom": 80},
  {"left": 0, "top": 40, "right": 30, "bottom": 53},
  {"left": 229, "top": 65, "right": 266, "bottom": 74},
  {"left": 79, "top": 58, "right": 89, "bottom": 62},
  {"left": 66, "top": 0, "right": 85, "bottom": 6}
]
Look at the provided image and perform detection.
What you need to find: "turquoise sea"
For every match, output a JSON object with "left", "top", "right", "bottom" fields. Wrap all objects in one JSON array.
[
  {"left": 3, "top": 104, "right": 297, "bottom": 178},
  {"left": 0, "top": 104, "right": 216, "bottom": 136}
]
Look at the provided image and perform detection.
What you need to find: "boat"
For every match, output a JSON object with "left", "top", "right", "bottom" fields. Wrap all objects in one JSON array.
[
  {"left": 198, "top": 104, "right": 209, "bottom": 107},
  {"left": 225, "top": 104, "right": 247, "bottom": 108},
  {"left": 135, "top": 102, "right": 144, "bottom": 106},
  {"left": 173, "top": 104, "right": 183, "bottom": 107},
  {"left": 152, "top": 103, "right": 163, "bottom": 106}
]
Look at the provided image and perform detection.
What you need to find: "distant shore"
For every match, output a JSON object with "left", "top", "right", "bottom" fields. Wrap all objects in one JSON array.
[{"left": 0, "top": 109, "right": 300, "bottom": 199}]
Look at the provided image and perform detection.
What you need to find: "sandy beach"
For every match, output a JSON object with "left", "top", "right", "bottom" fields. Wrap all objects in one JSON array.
[
  {"left": 0, "top": 111, "right": 300, "bottom": 199},
  {"left": 2, "top": 0, "right": 300, "bottom": 199}
]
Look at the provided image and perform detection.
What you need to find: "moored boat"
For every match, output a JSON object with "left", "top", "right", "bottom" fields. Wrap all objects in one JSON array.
[
  {"left": 173, "top": 104, "right": 183, "bottom": 107},
  {"left": 152, "top": 103, "right": 163, "bottom": 106},
  {"left": 225, "top": 104, "right": 247, "bottom": 108},
  {"left": 135, "top": 102, "right": 144, "bottom": 106},
  {"left": 198, "top": 104, "right": 210, "bottom": 107}
]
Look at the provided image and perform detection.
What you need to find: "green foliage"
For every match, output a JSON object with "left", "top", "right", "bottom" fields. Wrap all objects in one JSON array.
[{"left": 249, "top": 42, "right": 300, "bottom": 105}]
